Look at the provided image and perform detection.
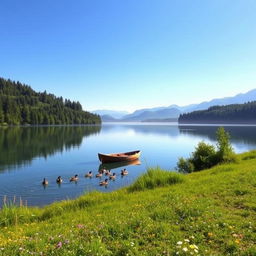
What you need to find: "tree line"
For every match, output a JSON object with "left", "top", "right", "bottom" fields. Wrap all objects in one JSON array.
[
  {"left": 179, "top": 101, "right": 256, "bottom": 124},
  {"left": 0, "top": 77, "right": 101, "bottom": 125}
]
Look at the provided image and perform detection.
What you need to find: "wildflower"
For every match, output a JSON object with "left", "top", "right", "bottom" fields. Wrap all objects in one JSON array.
[
  {"left": 177, "top": 241, "right": 183, "bottom": 245},
  {"left": 182, "top": 247, "right": 188, "bottom": 252},
  {"left": 184, "top": 239, "right": 190, "bottom": 243},
  {"left": 130, "top": 242, "right": 135, "bottom": 247},
  {"left": 77, "top": 224, "right": 85, "bottom": 229},
  {"left": 56, "top": 242, "right": 62, "bottom": 249},
  {"left": 235, "top": 239, "right": 240, "bottom": 244},
  {"left": 207, "top": 232, "right": 213, "bottom": 237}
]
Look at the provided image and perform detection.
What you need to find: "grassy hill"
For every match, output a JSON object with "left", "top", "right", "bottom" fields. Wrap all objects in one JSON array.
[{"left": 1, "top": 151, "right": 256, "bottom": 255}]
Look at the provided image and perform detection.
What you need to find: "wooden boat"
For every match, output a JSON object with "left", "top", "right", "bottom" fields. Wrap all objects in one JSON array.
[{"left": 98, "top": 150, "right": 141, "bottom": 163}]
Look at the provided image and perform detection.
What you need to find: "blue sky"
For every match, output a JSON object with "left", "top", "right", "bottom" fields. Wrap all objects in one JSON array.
[{"left": 0, "top": 0, "right": 256, "bottom": 112}]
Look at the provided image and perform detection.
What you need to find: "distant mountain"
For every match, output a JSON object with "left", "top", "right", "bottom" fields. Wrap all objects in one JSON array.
[
  {"left": 183, "top": 89, "right": 256, "bottom": 113},
  {"left": 98, "top": 89, "right": 256, "bottom": 122},
  {"left": 100, "top": 115, "right": 119, "bottom": 122},
  {"left": 121, "top": 108, "right": 181, "bottom": 121},
  {"left": 92, "top": 110, "right": 129, "bottom": 119},
  {"left": 179, "top": 101, "right": 256, "bottom": 124}
]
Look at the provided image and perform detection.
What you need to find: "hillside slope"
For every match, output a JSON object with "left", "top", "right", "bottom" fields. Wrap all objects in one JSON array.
[
  {"left": 0, "top": 78, "right": 101, "bottom": 125},
  {"left": 1, "top": 151, "right": 256, "bottom": 255}
]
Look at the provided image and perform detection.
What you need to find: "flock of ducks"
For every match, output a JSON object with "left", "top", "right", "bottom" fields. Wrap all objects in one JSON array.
[{"left": 41, "top": 168, "right": 128, "bottom": 187}]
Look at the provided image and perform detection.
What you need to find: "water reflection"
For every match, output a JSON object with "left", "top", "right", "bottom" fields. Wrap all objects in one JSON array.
[
  {"left": 178, "top": 125, "right": 256, "bottom": 145},
  {"left": 0, "top": 125, "right": 101, "bottom": 172},
  {"left": 98, "top": 159, "right": 141, "bottom": 172}
]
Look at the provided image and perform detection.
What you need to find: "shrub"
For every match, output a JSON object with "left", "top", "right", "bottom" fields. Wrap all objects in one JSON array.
[
  {"left": 216, "top": 127, "right": 235, "bottom": 163},
  {"left": 177, "top": 127, "right": 236, "bottom": 173},
  {"left": 177, "top": 157, "right": 194, "bottom": 173}
]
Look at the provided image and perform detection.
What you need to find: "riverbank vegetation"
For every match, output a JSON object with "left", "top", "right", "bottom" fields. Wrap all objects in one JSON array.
[
  {"left": 0, "top": 77, "right": 101, "bottom": 125},
  {"left": 0, "top": 149, "right": 256, "bottom": 255},
  {"left": 177, "top": 127, "right": 236, "bottom": 173}
]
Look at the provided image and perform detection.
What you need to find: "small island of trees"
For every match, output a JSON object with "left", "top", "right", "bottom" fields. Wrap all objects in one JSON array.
[{"left": 0, "top": 78, "right": 101, "bottom": 125}]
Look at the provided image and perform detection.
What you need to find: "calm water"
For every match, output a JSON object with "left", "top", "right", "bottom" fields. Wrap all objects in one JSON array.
[{"left": 0, "top": 123, "right": 256, "bottom": 207}]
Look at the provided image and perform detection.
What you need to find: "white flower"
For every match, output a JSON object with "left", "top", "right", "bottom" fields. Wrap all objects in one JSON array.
[
  {"left": 177, "top": 241, "right": 183, "bottom": 245},
  {"left": 184, "top": 239, "right": 190, "bottom": 243},
  {"left": 183, "top": 247, "right": 188, "bottom": 252}
]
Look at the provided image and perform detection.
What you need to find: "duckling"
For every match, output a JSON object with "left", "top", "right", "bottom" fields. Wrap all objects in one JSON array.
[
  {"left": 121, "top": 168, "right": 128, "bottom": 176},
  {"left": 101, "top": 168, "right": 107, "bottom": 174},
  {"left": 109, "top": 172, "right": 116, "bottom": 180},
  {"left": 70, "top": 174, "right": 78, "bottom": 182},
  {"left": 96, "top": 172, "right": 103, "bottom": 178},
  {"left": 99, "top": 178, "right": 108, "bottom": 186},
  {"left": 105, "top": 170, "right": 111, "bottom": 176},
  {"left": 85, "top": 171, "right": 93, "bottom": 178},
  {"left": 56, "top": 176, "right": 63, "bottom": 183},
  {"left": 42, "top": 178, "right": 48, "bottom": 186}
]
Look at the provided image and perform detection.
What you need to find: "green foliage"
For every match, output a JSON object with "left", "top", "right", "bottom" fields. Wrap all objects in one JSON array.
[
  {"left": 177, "top": 157, "right": 194, "bottom": 173},
  {"left": 216, "top": 127, "right": 236, "bottom": 163},
  {"left": 179, "top": 101, "right": 256, "bottom": 124},
  {"left": 0, "top": 77, "right": 101, "bottom": 125},
  {"left": 191, "top": 141, "right": 217, "bottom": 170},
  {"left": 177, "top": 127, "right": 236, "bottom": 173},
  {"left": 128, "top": 168, "right": 185, "bottom": 192}
]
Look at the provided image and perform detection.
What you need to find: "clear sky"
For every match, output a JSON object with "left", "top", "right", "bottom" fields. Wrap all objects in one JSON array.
[{"left": 0, "top": 0, "right": 256, "bottom": 112}]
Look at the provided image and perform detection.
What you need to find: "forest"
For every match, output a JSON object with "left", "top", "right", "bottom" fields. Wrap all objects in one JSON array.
[
  {"left": 0, "top": 77, "right": 101, "bottom": 125},
  {"left": 179, "top": 101, "right": 256, "bottom": 124}
]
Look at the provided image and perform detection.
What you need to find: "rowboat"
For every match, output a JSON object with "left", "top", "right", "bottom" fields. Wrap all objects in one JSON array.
[{"left": 98, "top": 150, "right": 141, "bottom": 163}]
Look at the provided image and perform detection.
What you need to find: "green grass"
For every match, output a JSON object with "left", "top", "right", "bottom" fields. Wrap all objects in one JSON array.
[{"left": 0, "top": 151, "right": 256, "bottom": 255}]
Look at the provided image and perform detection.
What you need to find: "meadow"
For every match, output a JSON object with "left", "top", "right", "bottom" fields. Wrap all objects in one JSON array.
[{"left": 0, "top": 151, "right": 256, "bottom": 255}]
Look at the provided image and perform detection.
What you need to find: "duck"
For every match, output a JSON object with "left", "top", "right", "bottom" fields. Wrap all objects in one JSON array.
[
  {"left": 70, "top": 174, "right": 78, "bottom": 182},
  {"left": 42, "top": 178, "right": 48, "bottom": 185},
  {"left": 105, "top": 170, "right": 111, "bottom": 176},
  {"left": 99, "top": 179, "right": 108, "bottom": 186},
  {"left": 56, "top": 176, "right": 63, "bottom": 183},
  {"left": 101, "top": 168, "right": 107, "bottom": 174},
  {"left": 121, "top": 168, "right": 128, "bottom": 176},
  {"left": 96, "top": 172, "right": 103, "bottom": 178},
  {"left": 85, "top": 171, "right": 93, "bottom": 178},
  {"left": 109, "top": 172, "right": 116, "bottom": 180}
]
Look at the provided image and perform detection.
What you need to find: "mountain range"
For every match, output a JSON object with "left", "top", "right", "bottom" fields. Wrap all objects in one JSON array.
[{"left": 93, "top": 89, "right": 256, "bottom": 122}]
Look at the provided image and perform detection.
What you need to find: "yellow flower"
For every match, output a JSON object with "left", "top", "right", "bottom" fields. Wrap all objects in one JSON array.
[{"left": 207, "top": 232, "right": 213, "bottom": 237}]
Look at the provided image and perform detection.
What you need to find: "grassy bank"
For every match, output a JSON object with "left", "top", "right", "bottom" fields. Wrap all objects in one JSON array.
[{"left": 1, "top": 151, "right": 256, "bottom": 255}]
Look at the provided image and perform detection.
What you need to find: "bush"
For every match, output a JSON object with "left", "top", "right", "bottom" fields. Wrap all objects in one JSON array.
[
  {"left": 177, "top": 127, "right": 236, "bottom": 173},
  {"left": 177, "top": 157, "right": 194, "bottom": 173},
  {"left": 216, "top": 127, "right": 235, "bottom": 163}
]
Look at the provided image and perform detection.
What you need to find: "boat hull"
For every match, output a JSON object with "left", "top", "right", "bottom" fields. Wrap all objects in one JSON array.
[{"left": 98, "top": 150, "right": 141, "bottom": 163}]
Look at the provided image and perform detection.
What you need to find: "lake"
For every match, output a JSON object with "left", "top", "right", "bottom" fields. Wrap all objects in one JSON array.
[{"left": 0, "top": 123, "right": 256, "bottom": 207}]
